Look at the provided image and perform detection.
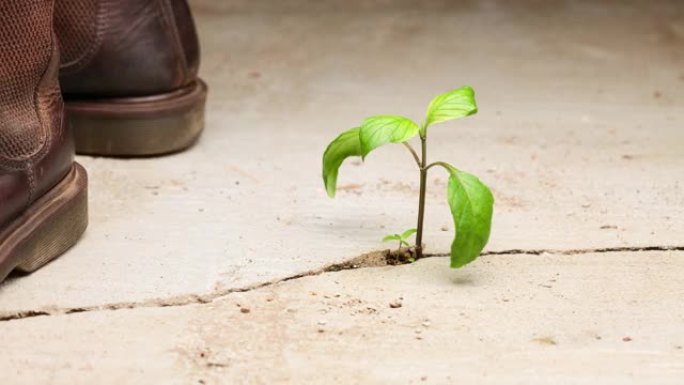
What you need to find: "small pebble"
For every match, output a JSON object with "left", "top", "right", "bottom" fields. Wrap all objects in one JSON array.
[
  {"left": 422, "top": 321, "right": 431, "bottom": 327},
  {"left": 623, "top": 336, "right": 632, "bottom": 342},
  {"left": 240, "top": 308, "right": 250, "bottom": 314},
  {"left": 318, "top": 320, "right": 327, "bottom": 326},
  {"left": 389, "top": 301, "right": 402, "bottom": 309}
]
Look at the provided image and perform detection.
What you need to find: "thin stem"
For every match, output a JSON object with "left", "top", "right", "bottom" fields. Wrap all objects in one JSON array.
[
  {"left": 402, "top": 142, "right": 421, "bottom": 168},
  {"left": 425, "top": 161, "right": 451, "bottom": 172},
  {"left": 415, "top": 136, "right": 428, "bottom": 259}
]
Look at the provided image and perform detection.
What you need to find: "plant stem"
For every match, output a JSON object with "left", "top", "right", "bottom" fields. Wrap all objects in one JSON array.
[
  {"left": 425, "top": 161, "right": 451, "bottom": 172},
  {"left": 402, "top": 142, "right": 421, "bottom": 168},
  {"left": 415, "top": 136, "right": 428, "bottom": 259}
]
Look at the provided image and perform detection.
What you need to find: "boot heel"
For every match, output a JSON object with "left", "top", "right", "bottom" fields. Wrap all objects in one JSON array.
[
  {"left": 66, "top": 80, "right": 208, "bottom": 157},
  {"left": 9, "top": 164, "right": 88, "bottom": 274}
]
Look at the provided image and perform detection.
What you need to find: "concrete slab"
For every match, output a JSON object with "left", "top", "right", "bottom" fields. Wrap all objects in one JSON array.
[
  {"left": 0, "top": 1, "right": 682, "bottom": 315},
  {"left": 1, "top": 251, "right": 682, "bottom": 384}
]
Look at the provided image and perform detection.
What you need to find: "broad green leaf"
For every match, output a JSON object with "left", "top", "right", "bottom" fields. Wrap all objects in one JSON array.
[
  {"left": 359, "top": 116, "right": 419, "bottom": 157},
  {"left": 445, "top": 165, "right": 494, "bottom": 268},
  {"left": 322, "top": 127, "right": 363, "bottom": 198},
  {"left": 400, "top": 228, "right": 417, "bottom": 239},
  {"left": 423, "top": 86, "right": 478, "bottom": 133},
  {"left": 383, "top": 234, "right": 401, "bottom": 242}
]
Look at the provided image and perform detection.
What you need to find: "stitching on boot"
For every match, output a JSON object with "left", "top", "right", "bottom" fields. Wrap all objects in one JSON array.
[
  {"left": 24, "top": 31, "right": 60, "bottom": 167},
  {"left": 25, "top": 159, "right": 36, "bottom": 205}
]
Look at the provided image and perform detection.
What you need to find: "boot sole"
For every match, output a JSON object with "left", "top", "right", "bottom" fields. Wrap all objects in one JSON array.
[
  {"left": 66, "top": 80, "right": 208, "bottom": 157},
  {"left": 0, "top": 163, "right": 88, "bottom": 283}
]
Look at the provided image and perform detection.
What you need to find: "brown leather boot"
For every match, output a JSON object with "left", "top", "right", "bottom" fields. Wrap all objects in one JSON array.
[
  {"left": 55, "top": 0, "right": 207, "bottom": 157},
  {"left": 0, "top": 0, "right": 88, "bottom": 283}
]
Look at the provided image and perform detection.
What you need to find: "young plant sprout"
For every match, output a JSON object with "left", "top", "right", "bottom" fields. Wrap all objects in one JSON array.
[
  {"left": 322, "top": 86, "right": 494, "bottom": 268},
  {"left": 382, "top": 228, "right": 417, "bottom": 250}
]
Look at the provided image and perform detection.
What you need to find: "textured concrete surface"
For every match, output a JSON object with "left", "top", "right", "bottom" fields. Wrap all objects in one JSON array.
[
  {"left": 1, "top": 1, "right": 683, "bottom": 383},
  {"left": 1, "top": 252, "right": 683, "bottom": 384},
  {"left": 1, "top": 0, "right": 682, "bottom": 315}
]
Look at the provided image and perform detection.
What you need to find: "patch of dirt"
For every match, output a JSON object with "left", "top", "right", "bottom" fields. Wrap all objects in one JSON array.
[
  {"left": 492, "top": 190, "right": 526, "bottom": 208},
  {"left": 337, "top": 183, "right": 364, "bottom": 195},
  {"left": 532, "top": 336, "right": 557, "bottom": 346},
  {"left": 324, "top": 248, "right": 415, "bottom": 272}
]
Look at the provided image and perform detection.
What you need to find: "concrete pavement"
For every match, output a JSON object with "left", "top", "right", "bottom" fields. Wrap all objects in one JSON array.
[{"left": 0, "top": 1, "right": 682, "bottom": 383}]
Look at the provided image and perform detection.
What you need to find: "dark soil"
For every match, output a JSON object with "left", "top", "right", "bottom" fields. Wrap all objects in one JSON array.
[{"left": 324, "top": 248, "right": 416, "bottom": 272}]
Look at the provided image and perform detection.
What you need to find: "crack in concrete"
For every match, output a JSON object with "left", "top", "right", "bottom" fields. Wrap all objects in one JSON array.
[
  {"left": 481, "top": 245, "right": 684, "bottom": 256},
  {"left": 1, "top": 245, "right": 681, "bottom": 323}
]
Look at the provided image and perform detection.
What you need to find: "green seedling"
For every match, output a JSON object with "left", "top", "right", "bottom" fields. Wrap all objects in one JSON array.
[
  {"left": 322, "top": 86, "right": 494, "bottom": 268},
  {"left": 382, "top": 228, "right": 417, "bottom": 249}
]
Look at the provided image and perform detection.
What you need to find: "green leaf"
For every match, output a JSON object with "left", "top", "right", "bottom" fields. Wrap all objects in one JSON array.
[
  {"left": 400, "top": 228, "right": 417, "bottom": 239},
  {"left": 322, "top": 127, "right": 363, "bottom": 198},
  {"left": 445, "top": 165, "right": 494, "bottom": 268},
  {"left": 359, "top": 116, "right": 419, "bottom": 157},
  {"left": 423, "top": 86, "right": 478, "bottom": 134},
  {"left": 383, "top": 234, "right": 401, "bottom": 243},
  {"left": 400, "top": 240, "right": 410, "bottom": 247}
]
